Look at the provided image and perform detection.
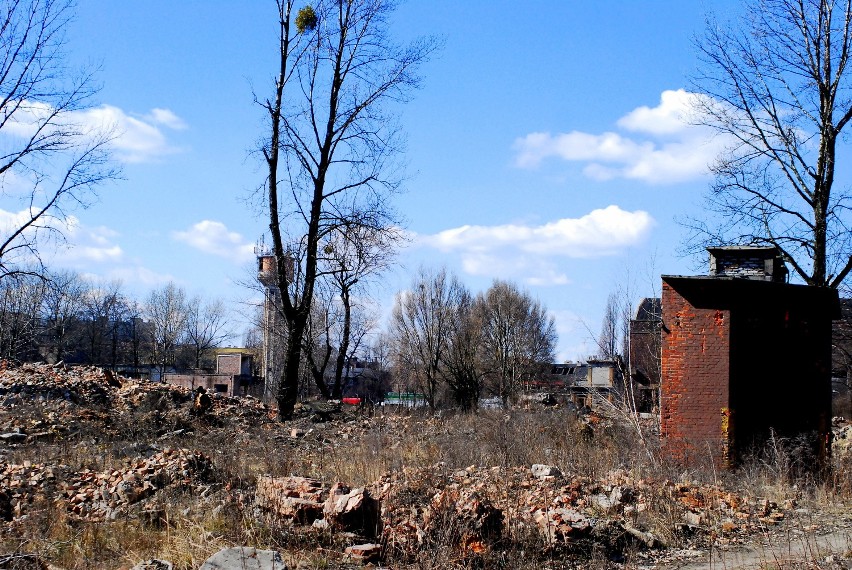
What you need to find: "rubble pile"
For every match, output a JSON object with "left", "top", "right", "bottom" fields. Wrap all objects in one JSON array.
[
  {"left": 210, "top": 395, "right": 273, "bottom": 424},
  {"left": 255, "top": 475, "right": 325, "bottom": 523},
  {"left": 323, "top": 482, "right": 380, "bottom": 535},
  {"left": 0, "top": 448, "right": 214, "bottom": 522},
  {"left": 255, "top": 475, "right": 380, "bottom": 536},
  {"left": 0, "top": 362, "right": 116, "bottom": 408},
  {"left": 422, "top": 487, "right": 502, "bottom": 554},
  {"left": 664, "top": 480, "right": 787, "bottom": 532},
  {"left": 372, "top": 464, "right": 791, "bottom": 559},
  {"left": 252, "top": 461, "right": 792, "bottom": 563},
  {"left": 116, "top": 382, "right": 271, "bottom": 426},
  {"left": 0, "top": 461, "right": 55, "bottom": 521},
  {"left": 0, "top": 362, "right": 274, "bottom": 439},
  {"left": 833, "top": 419, "right": 852, "bottom": 456},
  {"left": 0, "top": 361, "right": 842, "bottom": 567},
  {"left": 61, "top": 448, "right": 214, "bottom": 520}
]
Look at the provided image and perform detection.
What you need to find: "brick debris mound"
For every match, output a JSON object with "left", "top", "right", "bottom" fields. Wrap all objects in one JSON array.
[{"left": 0, "top": 361, "right": 849, "bottom": 569}]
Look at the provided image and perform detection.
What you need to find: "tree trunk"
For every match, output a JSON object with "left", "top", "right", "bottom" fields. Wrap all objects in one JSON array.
[
  {"left": 310, "top": 366, "right": 331, "bottom": 399},
  {"left": 332, "top": 287, "right": 352, "bottom": 399},
  {"left": 277, "top": 311, "right": 306, "bottom": 419},
  {"left": 304, "top": 336, "right": 332, "bottom": 400}
]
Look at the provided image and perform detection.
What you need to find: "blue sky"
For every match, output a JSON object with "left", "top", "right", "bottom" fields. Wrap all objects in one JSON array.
[{"left": 1, "top": 1, "right": 744, "bottom": 360}]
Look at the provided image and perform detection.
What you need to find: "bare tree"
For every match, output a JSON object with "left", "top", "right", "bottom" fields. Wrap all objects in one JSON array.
[
  {"left": 146, "top": 282, "right": 188, "bottom": 377},
  {"left": 304, "top": 283, "right": 378, "bottom": 399},
  {"left": 593, "top": 284, "right": 635, "bottom": 376},
  {"left": 689, "top": 0, "right": 852, "bottom": 288},
  {"left": 390, "top": 267, "right": 466, "bottom": 411},
  {"left": 320, "top": 223, "right": 400, "bottom": 398},
  {"left": 184, "top": 297, "right": 233, "bottom": 370},
  {"left": 260, "top": 0, "right": 436, "bottom": 419},
  {"left": 122, "top": 299, "right": 149, "bottom": 376},
  {"left": 40, "top": 269, "right": 86, "bottom": 363},
  {"left": 0, "top": 272, "right": 45, "bottom": 360},
  {"left": 364, "top": 330, "right": 392, "bottom": 371},
  {"left": 592, "top": 283, "right": 660, "bottom": 459},
  {"left": 440, "top": 287, "right": 483, "bottom": 412},
  {"left": 80, "top": 279, "right": 126, "bottom": 367},
  {"left": 597, "top": 291, "right": 620, "bottom": 361},
  {"left": 476, "top": 281, "right": 556, "bottom": 408},
  {"left": 302, "top": 280, "right": 338, "bottom": 399},
  {"left": 0, "top": 0, "right": 118, "bottom": 281},
  {"left": 340, "top": 299, "right": 377, "bottom": 386}
]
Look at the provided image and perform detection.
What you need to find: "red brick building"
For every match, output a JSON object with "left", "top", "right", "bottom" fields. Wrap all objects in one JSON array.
[
  {"left": 661, "top": 247, "right": 838, "bottom": 468},
  {"left": 164, "top": 350, "right": 259, "bottom": 397}
]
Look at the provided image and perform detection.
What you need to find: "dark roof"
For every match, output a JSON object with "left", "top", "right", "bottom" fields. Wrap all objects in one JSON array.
[
  {"left": 634, "top": 297, "right": 661, "bottom": 321},
  {"left": 550, "top": 363, "right": 587, "bottom": 379},
  {"left": 661, "top": 275, "right": 840, "bottom": 317},
  {"left": 706, "top": 245, "right": 779, "bottom": 254}
]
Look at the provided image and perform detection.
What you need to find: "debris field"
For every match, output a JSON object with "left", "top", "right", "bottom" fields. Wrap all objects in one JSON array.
[{"left": 0, "top": 361, "right": 849, "bottom": 569}]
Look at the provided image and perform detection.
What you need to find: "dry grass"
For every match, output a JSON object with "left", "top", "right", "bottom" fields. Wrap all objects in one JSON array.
[{"left": 1, "top": 400, "right": 852, "bottom": 569}]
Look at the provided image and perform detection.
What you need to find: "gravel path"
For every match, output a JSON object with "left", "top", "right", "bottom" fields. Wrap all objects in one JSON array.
[{"left": 667, "top": 528, "right": 852, "bottom": 569}]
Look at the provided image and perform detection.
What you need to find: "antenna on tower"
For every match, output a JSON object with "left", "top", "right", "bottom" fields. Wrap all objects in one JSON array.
[{"left": 254, "top": 235, "right": 271, "bottom": 257}]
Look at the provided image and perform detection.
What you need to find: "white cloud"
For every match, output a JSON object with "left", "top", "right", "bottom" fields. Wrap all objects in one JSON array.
[
  {"left": 513, "top": 89, "right": 724, "bottom": 184},
  {"left": 514, "top": 131, "right": 651, "bottom": 168},
  {"left": 425, "top": 205, "right": 654, "bottom": 258},
  {"left": 82, "top": 105, "right": 186, "bottom": 163},
  {"left": 455, "top": 251, "right": 571, "bottom": 286},
  {"left": 1, "top": 101, "right": 55, "bottom": 138},
  {"left": 104, "top": 265, "right": 175, "bottom": 287},
  {"left": 0, "top": 207, "right": 37, "bottom": 233},
  {"left": 0, "top": 207, "right": 125, "bottom": 267},
  {"left": 143, "top": 108, "right": 188, "bottom": 130},
  {"left": 418, "top": 206, "right": 654, "bottom": 285},
  {"left": 0, "top": 206, "right": 178, "bottom": 291},
  {"left": 616, "top": 89, "right": 697, "bottom": 135},
  {"left": 526, "top": 271, "right": 571, "bottom": 287},
  {"left": 0, "top": 169, "right": 39, "bottom": 199},
  {"left": 172, "top": 220, "right": 255, "bottom": 263},
  {"left": 1, "top": 100, "right": 188, "bottom": 163},
  {"left": 61, "top": 220, "right": 124, "bottom": 263}
]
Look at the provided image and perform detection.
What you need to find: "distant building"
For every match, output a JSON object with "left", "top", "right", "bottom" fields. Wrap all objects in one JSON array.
[
  {"left": 164, "top": 350, "right": 260, "bottom": 397},
  {"left": 342, "top": 357, "right": 391, "bottom": 403},
  {"left": 216, "top": 348, "right": 255, "bottom": 377},
  {"left": 540, "top": 362, "right": 587, "bottom": 392},
  {"left": 629, "top": 297, "right": 661, "bottom": 413},
  {"left": 568, "top": 359, "right": 619, "bottom": 409}
]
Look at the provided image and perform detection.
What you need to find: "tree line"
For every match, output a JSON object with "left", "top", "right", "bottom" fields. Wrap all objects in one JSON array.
[
  {"left": 387, "top": 268, "right": 556, "bottom": 411},
  {"left": 0, "top": 272, "right": 233, "bottom": 375},
  {"left": 253, "top": 265, "right": 558, "bottom": 412}
]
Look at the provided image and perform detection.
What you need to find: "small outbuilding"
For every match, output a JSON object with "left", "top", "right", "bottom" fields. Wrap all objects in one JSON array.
[
  {"left": 164, "top": 350, "right": 259, "bottom": 397},
  {"left": 660, "top": 247, "right": 839, "bottom": 468}
]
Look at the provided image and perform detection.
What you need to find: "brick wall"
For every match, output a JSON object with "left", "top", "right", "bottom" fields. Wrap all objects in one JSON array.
[
  {"left": 163, "top": 373, "right": 236, "bottom": 396},
  {"left": 217, "top": 354, "right": 242, "bottom": 376},
  {"left": 661, "top": 277, "right": 836, "bottom": 468},
  {"left": 661, "top": 281, "right": 731, "bottom": 466}
]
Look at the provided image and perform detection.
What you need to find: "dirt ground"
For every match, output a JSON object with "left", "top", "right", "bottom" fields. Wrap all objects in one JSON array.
[{"left": 0, "top": 362, "right": 851, "bottom": 569}]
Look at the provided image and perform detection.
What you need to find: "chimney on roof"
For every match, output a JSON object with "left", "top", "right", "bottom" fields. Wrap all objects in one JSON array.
[{"left": 707, "top": 246, "right": 788, "bottom": 282}]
